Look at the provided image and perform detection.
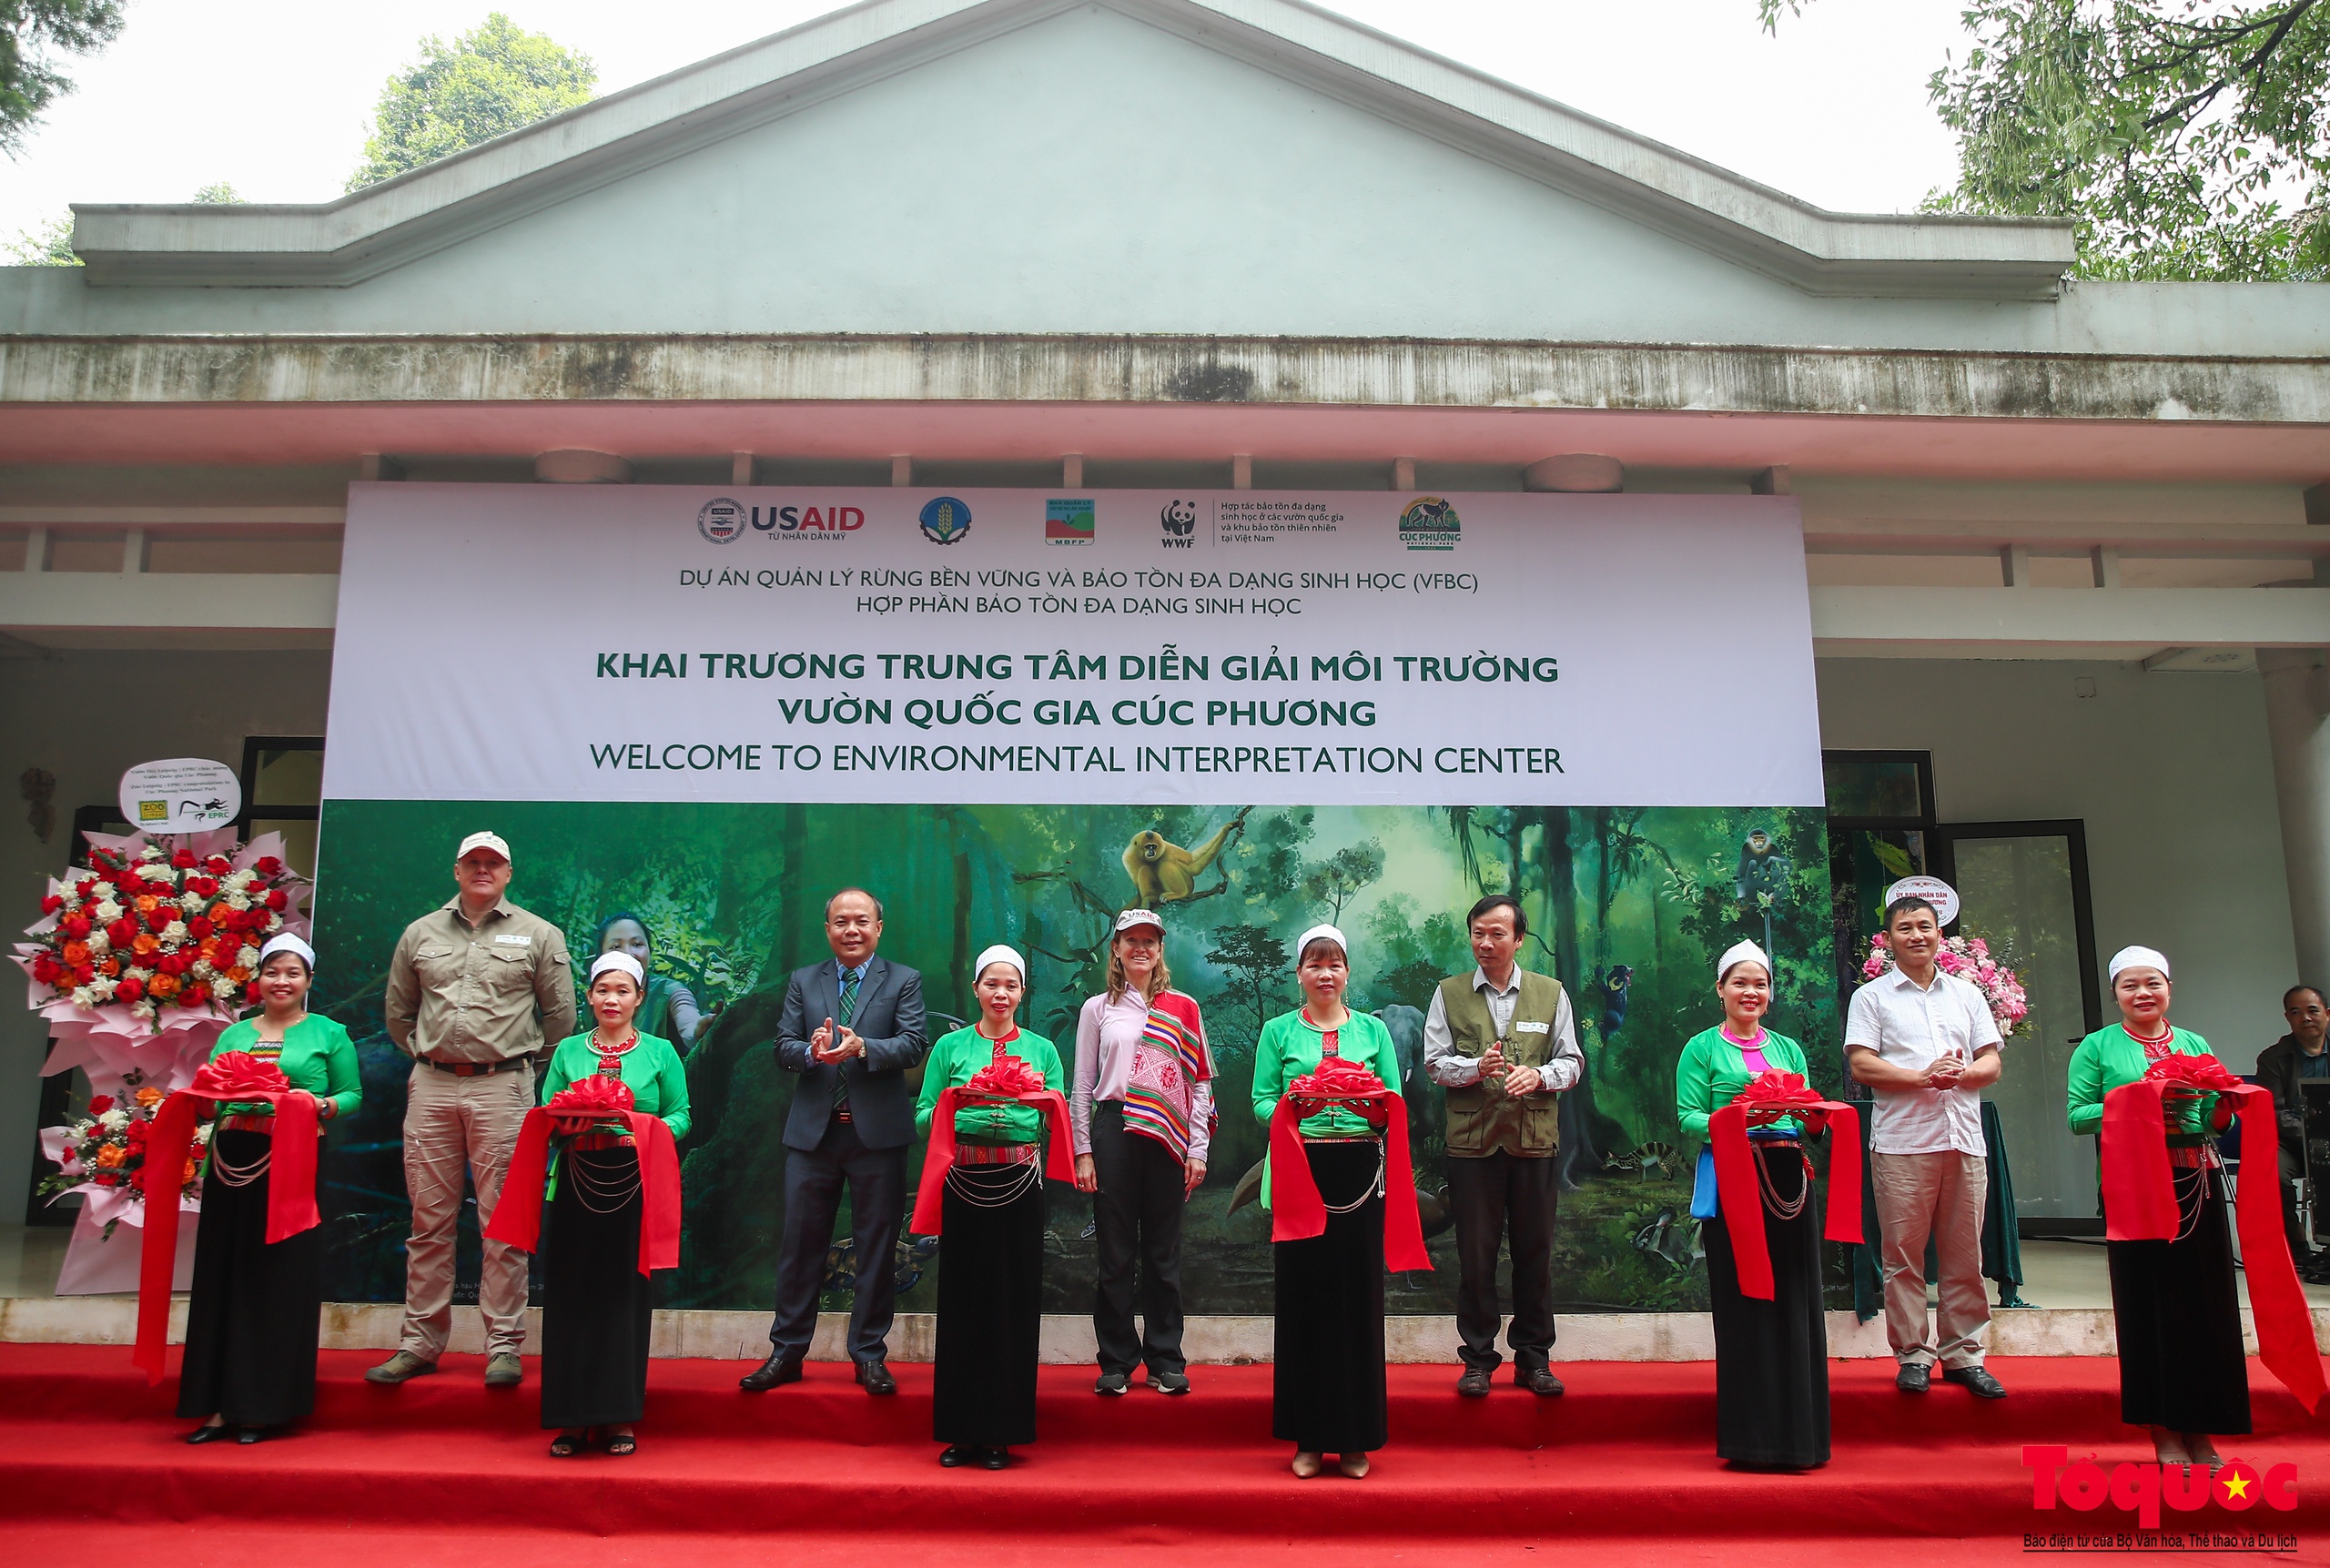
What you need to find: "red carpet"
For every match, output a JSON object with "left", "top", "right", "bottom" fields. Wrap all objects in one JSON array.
[{"left": 3, "top": 1346, "right": 2325, "bottom": 1558}]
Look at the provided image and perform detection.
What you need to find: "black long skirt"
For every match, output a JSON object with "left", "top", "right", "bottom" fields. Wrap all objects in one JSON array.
[
  {"left": 176, "top": 1129, "right": 325, "bottom": 1428},
  {"left": 932, "top": 1160, "right": 1046, "bottom": 1448},
  {"left": 540, "top": 1146, "right": 654, "bottom": 1430},
  {"left": 1703, "top": 1143, "right": 1829, "bottom": 1468},
  {"left": 2107, "top": 1166, "right": 2251, "bottom": 1435},
  {"left": 1272, "top": 1142, "right": 1388, "bottom": 1454}
]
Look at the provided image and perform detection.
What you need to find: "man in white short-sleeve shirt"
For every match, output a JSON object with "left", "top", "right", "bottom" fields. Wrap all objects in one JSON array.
[{"left": 1846, "top": 895, "right": 2007, "bottom": 1400}]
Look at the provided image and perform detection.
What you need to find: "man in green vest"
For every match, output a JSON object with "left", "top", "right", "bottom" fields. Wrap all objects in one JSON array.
[{"left": 1423, "top": 894, "right": 1583, "bottom": 1397}]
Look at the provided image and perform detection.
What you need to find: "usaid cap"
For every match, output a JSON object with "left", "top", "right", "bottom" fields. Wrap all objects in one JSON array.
[
  {"left": 456, "top": 831, "right": 512, "bottom": 864},
  {"left": 1115, "top": 908, "right": 1164, "bottom": 935}
]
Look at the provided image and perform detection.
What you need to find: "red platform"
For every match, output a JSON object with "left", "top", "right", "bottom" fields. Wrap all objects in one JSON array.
[{"left": 2, "top": 1345, "right": 2323, "bottom": 1564}]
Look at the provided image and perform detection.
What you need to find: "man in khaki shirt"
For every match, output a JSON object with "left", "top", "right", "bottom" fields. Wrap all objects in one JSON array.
[{"left": 367, "top": 831, "right": 574, "bottom": 1387}]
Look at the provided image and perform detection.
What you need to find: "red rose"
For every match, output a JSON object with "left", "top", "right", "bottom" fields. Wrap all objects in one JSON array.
[
  {"left": 61, "top": 915, "right": 91, "bottom": 938},
  {"left": 70, "top": 965, "right": 95, "bottom": 986},
  {"left": 187, "top": 916, "right": 213, "bottom": 939},
  {"left": 264, "top": 889, "right": 288, "bottom": 911},
  {"left": 177, "top": 988, "right": 207, "bottom": 1008},
  {"left": 255, "top": 856, "right": 283, "bottom": 876},
  {"left": 245, "top": 981, "right": 262, "bottom": 1004},
  {"left": 106, "top": 918, "right": 137, "bottom": 946},
  {"left": 86, "top": 1095, "right": 114, "bottom": 1115},
  {"left": 40, "top": 894, "right": 63, "bottom": 915},
  {"left": 205, "top": 855, "right": 230, "bottom": 875},
  {"left": 170, "top": 850, "right": 197, "bottom": 869},
  {"left": 187, "top": 875, "right": 217, "bottom": 897},
  {"left": 126, "top": 1122, "right": 148, "bottom": 1147},
  {"left": 116, "top": 978, "right": 144, "bottom": 1002},
  {"left": 31, "top": 956, "right": 60, "bottom": 985}
]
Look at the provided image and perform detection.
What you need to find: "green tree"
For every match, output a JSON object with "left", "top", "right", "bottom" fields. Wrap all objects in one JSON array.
[
  {"left": 1204, "top": 923, "right": 1290, "bottom": 1049},
  {"left": 1297, "top": 838, "right": 1384, "bottom": 926},
  {"left": 1, "top": 1, "right": 125, "bottom": 157},
  {"left": 1763, "top": 1, "right": 2330, "bottom": 279},
  {"left": 5, "top": 209, "right": 74, "bottom": 264},
  {"left": 191, "top": 182, "right": 241, "bottom": 204},
  {"left": 346, "top": 12, "right": 597, "bottom": 192}
]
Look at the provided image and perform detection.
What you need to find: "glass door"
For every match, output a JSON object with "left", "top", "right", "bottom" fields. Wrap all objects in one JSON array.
[{"left": 1932, "top": 823, "right": 2102, "bottom": 1221}]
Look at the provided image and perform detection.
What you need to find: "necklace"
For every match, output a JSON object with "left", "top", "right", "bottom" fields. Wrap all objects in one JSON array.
[
  {"left": 947, "top": 1159, "right": 1042, "bottom": 1207},
  {"left": 570, "top": 1148, "right": 643, "bottom": 1213},
  {"left": 593, "top": 1030, "right": 638, "bottom": 1077},
  {"left": 1756, "top": 1146, "right": 1812, "bottom": 1219},
  {"left": 208, "top": 1137, "right": 272, "bottom": 1188},
  {"left": 1719, "top": 1023, "right": 1768, "bottom": 1047}
]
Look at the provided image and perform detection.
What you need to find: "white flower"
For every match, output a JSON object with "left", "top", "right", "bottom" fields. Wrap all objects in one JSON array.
[
  {"left": 225, "top": 871, "right": 257, "bottom": 893},
  {"left": 126, "top": 966, "right": 153, "bottom": 984},
  {"left": 263, "top": 913, "right": 282, "bottom": 933},
  {"left": 236, "top": 946, "right": 260, "bottom": 969},
  {"left": 98, "top": 1108, "right": 129, "bottom": 1131},
  {"left": 90, "top": 881, "right": 116, "bottom": 900},
  {"left": 132, "top": 1001, "right": 157, "bottom": 1021},
  {"left": 209, "top": 978, "right": 236, "bottom": 1000},
  {"left": 193, "top": 1123, "right": 213, "bottom": 1144},
  {"left": 178, "top": 892, "right": 207, "bottom": 914},
  {"left": 137, "top": 845, "right": 164, "bottom": 862},
  {"left": 86, "top": 931, "right": 111, "bottom": 956},
  {"left": 94, "top": 901, "right": 123, "bottom": 923},
  {"left": 137, "top": 862, "right": 170, "bottom": 882},
  {"left": 90, "top": 977, "right": 117, "bottom": 1000},
  {"left": 160, "top": 920, "right": 187, "bottom": 942},
  {"left": 70, "top": 986, "right": 96, "bottom": 1007},
  {"left": 191, "top": 959, "right": 215, "bottom": 979},
  {"left": 225, "top": 893, "right": 251, "bottom": 911}
]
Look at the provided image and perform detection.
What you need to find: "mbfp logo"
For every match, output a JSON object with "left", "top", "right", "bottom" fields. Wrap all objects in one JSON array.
[{"left": 1160, "top": 499, "right": 1197, "bottom": 549}]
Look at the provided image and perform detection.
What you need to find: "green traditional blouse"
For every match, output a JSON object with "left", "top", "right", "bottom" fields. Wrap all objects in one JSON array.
[
  {"left": 541, "top": 1031, "right": 692, "bottom": 1138},
  {"left": 1251, "top": 1007, "right": 1402, "bottom": 1210},
  {"left": 2067, "top": 1025, "right": 2217, "bottom": 1142},
  {"left": 1673, "top": 1025, "right": 1809, "bottom": 1142},
  {"left": 915, "top": 1024, "right": 1063, "bottom": 1144},
  {"left": 212, "top": 1014, "right": 361, "bottom": 1120}
]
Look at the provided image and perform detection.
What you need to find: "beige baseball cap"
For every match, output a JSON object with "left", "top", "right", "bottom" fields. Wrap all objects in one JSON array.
[
  {"left": 456, "top": 831, "right": 512, "bottom": 864},
  {"left": 1115, "top": 908, "right": 1164, "bottom": 934}
]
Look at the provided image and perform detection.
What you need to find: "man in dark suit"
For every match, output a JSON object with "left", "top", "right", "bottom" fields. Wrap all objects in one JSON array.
[{"left": 741, "top": 887, "right": 928, "bottom": 1395}]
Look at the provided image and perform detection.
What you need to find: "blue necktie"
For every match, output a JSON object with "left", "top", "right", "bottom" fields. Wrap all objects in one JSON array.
[{"left": 835, "top": 967, "right": 861, "bottom": 1118}]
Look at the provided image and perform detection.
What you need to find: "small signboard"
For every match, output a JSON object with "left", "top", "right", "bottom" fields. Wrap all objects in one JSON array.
[
  {"left": 118, "top": 758, "right": 241, "bottom": 835},
  {"left": 1882, "top": 874, "right": 1961, "bottom": 928}
]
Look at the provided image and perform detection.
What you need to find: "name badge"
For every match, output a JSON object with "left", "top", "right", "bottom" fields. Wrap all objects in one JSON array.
[
  {"left": 492, "top": 934, "right": 532, "bottom": 946},
  {"left": 1515, "top": 1020, "right": 1550, "bottom": 1035}
]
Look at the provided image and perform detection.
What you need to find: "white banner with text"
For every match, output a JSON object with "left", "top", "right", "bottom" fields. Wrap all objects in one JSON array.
[{"left": 321, "top": 483, "right": 1820, "bottom": 807}]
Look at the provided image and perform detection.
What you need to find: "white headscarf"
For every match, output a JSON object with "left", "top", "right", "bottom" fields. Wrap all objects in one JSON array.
[
  {"left": 588, "top": 950, "right": 644, "bottom": 986},
  {"left": 1295, "top": 925, "right": 1348, "bottom": 961},
  {"left": 258, "top": 933, "right": 316, "bottom": 975},
  {"left": 972, "top": 944, "right": 1026, "bottom": 984},
  {"left": 1717, "top": 940, "right": 1772, "bottom": 984},
  {"left": 2108, "top": 946, "right": 2171, "bottom": 984}
]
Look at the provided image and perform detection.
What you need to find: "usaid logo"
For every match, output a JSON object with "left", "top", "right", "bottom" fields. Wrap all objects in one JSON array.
[{"left": 698, "top": 497, "right": 746, "bottom": 543}]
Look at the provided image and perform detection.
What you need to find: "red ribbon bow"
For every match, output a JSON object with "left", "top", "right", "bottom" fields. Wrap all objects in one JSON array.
[
  {"left": 484, "top": 1077, "right": 681, "bottom": 1277},
  {"left": 908, "top": 1047, "right": 1074, "bottom": 1236},
  {"left": 1265, "top": 1057, "right": 1432, "bottom": 1272},
  {"left": 135, "top": 1051, "right": 322, "bottom": 1384},
  {"left": 2102, "top": 1051, "right": 2325, "bottom": 1411},
  {"left": 1706, "top": 1070, "right": 1861, "bottom": 1301}
]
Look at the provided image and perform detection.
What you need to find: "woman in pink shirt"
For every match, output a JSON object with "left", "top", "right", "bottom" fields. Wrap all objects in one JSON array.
[{"left": 1070, "top": 908, "right": 1215, "bottom": 1396}]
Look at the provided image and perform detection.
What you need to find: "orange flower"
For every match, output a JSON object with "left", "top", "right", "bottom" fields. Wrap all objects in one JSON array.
[
  {"left": 94, "top": 1145, "right": 127, "bottom": 1168},
  {"left": 132, "top": 933, "right": 160, "bottom": 956},
  {"left": 226, "top": 966, "right": 251, "bottom": 984},
  {"left": 134, "top": 894, "right": 160, "bottom": 915},
  {"left": 135, "top": 1086, "right": 164, "bottom": 1108},
  {"left": 60, "top": 941, "right": 90, "bottom": 966},
  {"left": 208, "top": 903, "right": 232, "bottom": 924},
  {"left": 182, "top": 1158, "right": 200, "bottom": 1182},
  {"left": 98, "top": 958, "right": 120, "bottom": 977},
  {"left": 147, "top": 973, "right": 180, "bottom": 999}
]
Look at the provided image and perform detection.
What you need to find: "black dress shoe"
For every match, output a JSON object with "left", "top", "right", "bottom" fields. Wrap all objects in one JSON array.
[
  {"left": 978, "top": 1446, "right": 1009, "bottom": 1470},
  {"left": 856, "top": 1360, "right": 897, "bottom": 1396},
  {"left": 940, "top": 1444, "right": 975, "bottom": 1467},
  {"left": 739, "top": 1351, "right": 804, "bottom": 1392},
  {"left": 236, "top": 1427, "right": 266, "bottom": 1444},
  {"left": 1455, "top": 1365, "right": 1492, "bottom": 1397},
  {"left": 1897, "top": 1361, "right": 1931, "bottom": 1393},
  {"left": 184, "top": 1423, "right": 236, "bottom": 1445},
  {"left": 1519, "top": 1366, "right": 1565, "bottom": 1397},
  {"left": 1943, "top": 1365, "right": 2008, "bottom": 1400}
]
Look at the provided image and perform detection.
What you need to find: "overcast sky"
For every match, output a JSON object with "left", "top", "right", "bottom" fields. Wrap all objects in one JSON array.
[{"left": 1, "top": 0, "right": 1974, "bottom": 242}]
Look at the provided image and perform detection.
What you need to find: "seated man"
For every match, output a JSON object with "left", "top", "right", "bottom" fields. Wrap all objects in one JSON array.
[{"left": 2256, "top": 985, "right": 2329, "bottom": 1277}]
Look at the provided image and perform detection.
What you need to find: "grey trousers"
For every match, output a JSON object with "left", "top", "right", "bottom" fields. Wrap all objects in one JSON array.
[{"left": 1871, "top": 1148, "right": 1991, "bottom": 1369}]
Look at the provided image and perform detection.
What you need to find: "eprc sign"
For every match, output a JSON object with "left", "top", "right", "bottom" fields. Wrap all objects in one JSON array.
[{"left": 325, "top": 484, "right": 1821, "bottom": 810}]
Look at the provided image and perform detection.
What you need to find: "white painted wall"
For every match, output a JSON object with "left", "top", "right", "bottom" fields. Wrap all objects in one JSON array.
[
  {"left": 0, "top": 650, "right": 333, "bottom": 1220},
  {"left": 1816, "top": 657, "right": 2298, "bottom": 1068},
  {"left": 5, "top": 4, "right": 2328, "bottom": 353}
]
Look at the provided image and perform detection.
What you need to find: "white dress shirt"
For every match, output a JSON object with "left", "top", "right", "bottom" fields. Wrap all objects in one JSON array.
[
  {"left": 1422, "top": 966, "right": 1582, "bottom": 1093},
  {"left": 1845, "top": 966, "right": 2003, "bottom": 1155}
]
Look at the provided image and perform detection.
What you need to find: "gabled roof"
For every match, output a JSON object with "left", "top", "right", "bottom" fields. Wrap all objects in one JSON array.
[{"left": 68, "top": 0, "right": 2074, "bottom": 298}]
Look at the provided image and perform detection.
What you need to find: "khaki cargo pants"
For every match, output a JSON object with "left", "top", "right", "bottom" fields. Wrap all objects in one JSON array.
[{"left": 400, "top": 1060, "right": 535, "bottom": 1360}]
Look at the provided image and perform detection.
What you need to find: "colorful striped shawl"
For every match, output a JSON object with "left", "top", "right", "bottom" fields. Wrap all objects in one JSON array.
[{"left": 1119, "top": 991, "right": 1214, "bottom": 1162}]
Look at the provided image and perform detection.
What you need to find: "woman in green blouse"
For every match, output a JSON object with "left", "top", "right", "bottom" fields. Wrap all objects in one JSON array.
[
  {"left": 1253, "top": 924, "right": 1404, "bottom": 1480},
  {"left": 179, "top": 933, "right": 360, "bottom": 1445},
  {"left": 1674, "top": 939, "right": 1829, "bottom": 1470},
  {"left": 537, "top": 950, "right": 691, "bottom": 1457},
  {"left": 2068, "top": 946, "right": 2246, "bottom": 1470},
  {"left": 916, "top": 943, "right": 1063, "bottom": 1470}
]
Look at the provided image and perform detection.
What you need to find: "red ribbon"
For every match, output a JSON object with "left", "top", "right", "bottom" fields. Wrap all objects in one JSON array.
[
  {"left": 909, "top": 1053, "right": 1074, "bottom": 1234},
  {"left": 1265, "top": 1056, "right": 1432, "bottom": 1272},
  {"left": 2101, "top": 1053, "right": 2326, "bottom": 1411},
  {"left": 1707, "top": 1070, "right": 1861, "bottom": 1301},
  {"left": 134, "top": 1051, "right": 322, "bottom": 1385},
  {"left": 483, "top": 1077, "right": 681, "bottom": 1276}
]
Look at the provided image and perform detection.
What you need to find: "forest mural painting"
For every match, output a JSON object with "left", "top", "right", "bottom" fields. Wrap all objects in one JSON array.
[{"left": 309, "top": 799, "right": 1836, "bottom": 1315}]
